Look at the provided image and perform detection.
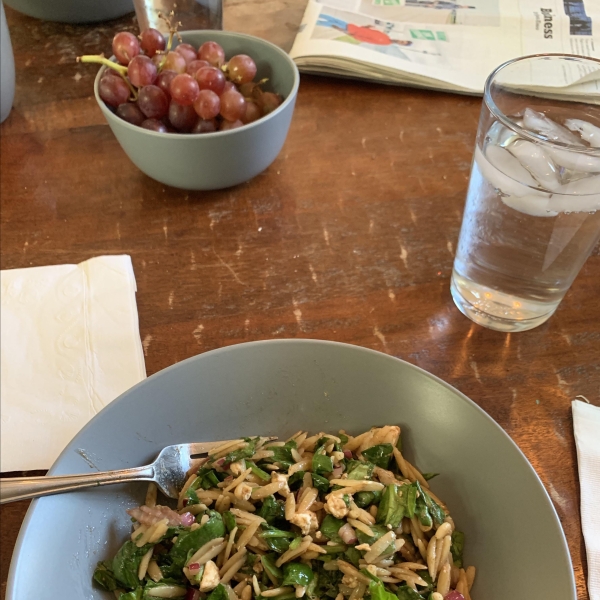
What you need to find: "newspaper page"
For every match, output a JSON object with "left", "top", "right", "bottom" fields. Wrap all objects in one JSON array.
[{"left": 289, "top": 0, "right": 600, "bottom": 93}]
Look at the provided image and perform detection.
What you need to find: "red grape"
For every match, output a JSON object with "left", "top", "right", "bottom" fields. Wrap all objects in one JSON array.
[
  {"left": 191, "top": 118, "right": 217, "bottom": 134},
  {"left": 257, "top": 91, "right": 282, "bottom": 115},
  {"left": 186, "top": 59, "right": 210, "bottom": 76},
  {"left": 141, "top": 118, "right": 167, "bottom": 132},
  {"left": 140, "top": 28, "right": 165, "bottom": 57},
  {"left": 220, "top": 119, "right": 244, "bottom": 131},
  {"left": 219, "top": 89, "right": 246, "bottom": 122},
  {"left": 156, "top": 69, "right": 177, "bottom": 98},
  {"left": 175, "top": 43, "right": 197, "bottom": 65},
  {"left": 238, "top": 82, "right": 256, "bottom": 98},
  {"left": 227, "top": 55, "right": 257, "bottom": 85},
  {"left": 194, "top": 66, "right": 226, "bottom": 96},
  {"left": 137, "top": 85, "right": 169, "bottom": 119},
  {"left": 222, "top": 81, "right": 236, "bottom": 94},
  {"left": 168, "top": 101, "right": 198, "bottom": 131},
  {"left": 170, "top": 74, "right": 200, "bottom": 106},
  {"left": 241, "top": 100, "right": 261, "bottom": 124},
  {"left": 112, "top": 31, "right": 140, "bottom": 66},
  {"left": 193, "top": 89, "right": 220, "bottom": 120},
  {"left": 99, "top": 74, "right": 130, "bottom": 107},
  {"left": 198, "top": 41, "right": 225, "bottom": 67},
  {"left": 163, "top": 51, "right": 186, "bottom": 74},
  {"left": 128, "top": 55, "right": 157, "bottom": 87},
  {"left": 116, "top": 102, "right": 145, "bottom": 126}
]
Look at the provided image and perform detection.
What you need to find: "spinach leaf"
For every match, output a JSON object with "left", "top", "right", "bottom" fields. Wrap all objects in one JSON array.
[
  {"left": 194, "top": 467, "right": 221, "bottom": 490},
  {"left": 261, "top": 553, "right": 283, "bottom": 585},
  {"left": 169, "top": 510, "right": 225, "bottom": 571},
  {"left": 93, "top": 561, "right": 117, "bottom": 591},
  {"left": 414, "top": 492, "right": 433, "bottom": 530},
  {"left": 112, "top": 541, "right": 153, "bottom": 589},
  {"left": 266, "top": 441, "right": 297, "bottom": 468},
  {"left": 338, "top": 433, "right": 349, "bottom": 445},
  {"left": 415, "top": 570, "right": 434, "bottom": 593},
  {"left": 415, "top": 482, "right": 445, "bottom": 528},
  {"left": 401, "top": 483, "right": 417, "bottom": 519},
  {"left": 451, "top": 530, "right": 465, "bottom": 568},
  {"left": 312, "top": 452, "right": 333, "bottom": 475},
  {"left": 396, "top": 585, "right": 426, "bottom": 600},
  {"left": 312, "top": 564, "right": 343, "bottom": 599},
  {"left": 258, "top": 495, "right": 286, "bottom": 526},
  {"left": 366, "top": 575, "right": 397, "bottom": 600},
  {"left": 346, "top": 460, "right": 374, "bottom": 481},
  {"left": 356, "top": 524, "right": 390, "bottom": 547},
  {"left": 422, "top": 473, "right": 439, "bottom": 481},
  {"left": 207, "top": 584, "right": 230, "bottom": 600},
  {"left": 260, "top": 524, "right": 298, "bottom": 538},
  {"left": 288, "top": 471, "right": 305, "bottom": 490},
  {"left": 224, "top": 437, "right": 261, "bottom": 464},
  {"left": 320, "top": 514, "right": 344, "bottom": 542},
  {"left": 118, "top": 588, "right": 143, "bottom": 600},
  {"left": 361, "top": 444, "right": 393, "bottom": 469},
  {"left": 312, "top": 473, "right": 330, "bottom": 494},
  {"left": 396, "top": 434, "right": 403, "bottom": 453},
  {"left": 223, "top": 510, "right": 236, "bottom": 533},
  {"left": 247, "top": 460, "right": 270, "bottom": 482},
  {"left": 184, "top": 487, "right": 200, "bottom": 505},
  {"left": 344, "top": 546, "right": 362, "bottom": 568},
  {"left": 321, "top": 544, "right": 347, "bottom": 554},
  {"left": 376, "top": 484, "right": 404, "bottom": 527},
  {"left": 353, "top": 491, "right": 380, "bottom": 508},
  {"left": 282, "top": 562, "right": 314, "bottom": 586}
]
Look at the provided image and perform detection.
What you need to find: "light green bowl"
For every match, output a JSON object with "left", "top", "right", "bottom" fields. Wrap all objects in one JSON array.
[
  {"left": 7, "top": 340, "right": 576, "bottom": 599},
  {"left": 94, "top": 31, "right": 300, "bottom": 190}
]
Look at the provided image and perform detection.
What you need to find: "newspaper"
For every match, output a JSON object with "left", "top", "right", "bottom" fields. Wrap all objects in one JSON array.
[{"left": 289, "top": 0, "right": 600, "bottom": 94}]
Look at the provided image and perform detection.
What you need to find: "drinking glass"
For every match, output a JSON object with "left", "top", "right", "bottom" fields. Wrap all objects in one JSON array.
[
  {"left": 134, "top": 0, "right": 222, "bottom": 34},
  {"left": 451, "top": 54, "right": 600, "bottom": 332}
]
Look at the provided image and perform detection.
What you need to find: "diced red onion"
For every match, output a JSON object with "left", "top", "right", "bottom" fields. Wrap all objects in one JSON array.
[
  {"left": 343, "top": 450, "right": 353, "bottom": 459},
  {"left": 185, "top": 589, "right": 200, "bottom": 600},
  {"left": 332, "top": 465, "right": 344, "bottom": 478},
  {"left": 444, "top": 592, "right": 465, "bottom": 600},
  {"left": 188, "top": 562, "right": 200, "bottom": 572},
  {"left": 180, "top": 512, "right": 195, "bottom": 527},
  {"left": 338, "top": 523, "right": 358, "bottom": 544}
]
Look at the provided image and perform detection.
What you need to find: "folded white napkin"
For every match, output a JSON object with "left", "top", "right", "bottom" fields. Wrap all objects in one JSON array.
[
  {"left": 573, "top": 399, "right": 600, "bottom": 600},
  {"left": 0, "top": 255, "right": 146, "bottom": 472}
]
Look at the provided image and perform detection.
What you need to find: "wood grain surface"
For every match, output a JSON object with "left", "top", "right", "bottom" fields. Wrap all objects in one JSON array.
[{"left": 1, "top": 2, "right": 598, "bottom": 599}]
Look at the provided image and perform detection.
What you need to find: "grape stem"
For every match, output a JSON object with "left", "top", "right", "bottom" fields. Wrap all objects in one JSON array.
[
  {"left": 78, "top": 55, "right": 127, "bottom": 75},
  {"left": 156, "top": 11, "right": 181, "bottom": 73},
  {"left": 77, "top": 55, "right": 138, "bottom": 101}
]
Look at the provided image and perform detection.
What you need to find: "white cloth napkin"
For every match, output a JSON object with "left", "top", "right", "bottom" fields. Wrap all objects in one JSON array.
[
  {"left": 0, "top": 255, "right": 146, "bottom": 472},
  {"left": 573, "top": 399, "right": 600, "bottom": 600}
]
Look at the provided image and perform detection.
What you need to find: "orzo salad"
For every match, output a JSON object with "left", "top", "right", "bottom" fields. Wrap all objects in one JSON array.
[{"left": 93, "top": 426, "right": 475, "bottom": 600}]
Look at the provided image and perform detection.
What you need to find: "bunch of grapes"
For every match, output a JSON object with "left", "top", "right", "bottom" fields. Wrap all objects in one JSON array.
[{"left": 80, "top": 22, "right": 283, "bottom": 134}]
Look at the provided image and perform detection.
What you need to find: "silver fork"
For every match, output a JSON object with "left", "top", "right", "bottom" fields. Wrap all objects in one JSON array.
[{"left": 0, "top": 437, "right": 276, "bottom": 504}]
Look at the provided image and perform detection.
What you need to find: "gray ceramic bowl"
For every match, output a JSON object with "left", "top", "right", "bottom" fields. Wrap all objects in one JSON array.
[
  {"left": 7, "top": 340, "right": 576, "bottom": 599},
  {"left": 4, "top": 0, "right": 133, "bottom": 23},
  {"left": 94, "top": 31, "right": 299, "bottom": 190}
]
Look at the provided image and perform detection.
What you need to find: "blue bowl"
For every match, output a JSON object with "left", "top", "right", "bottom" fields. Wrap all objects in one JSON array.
[
  {"left": 95, "top": 30, "right": 300, "bottom": 190},
  {"left": 4, "top": 0, "right": 134, "bottom": 23}
]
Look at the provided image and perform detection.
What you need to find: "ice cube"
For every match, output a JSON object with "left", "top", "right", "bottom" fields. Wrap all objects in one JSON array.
[
  {"left": 564, "top": 119, "right": 600, "bottom": 148},
  {"left": 486, "top": 121, "right": 519, "bottom": 147},
  {"left": 546, "top": 147, "right": 600, "bottom": 173},
  {"left": 484, "top": 144, "right": 540, "bottom": 191},
  {"left": 475, "top": 145, "right": 554, "bottom": 216},
  {"left": 506, "top": 139, "right": 561, "bottom": 191},
  {"left": 523, "top": 108, "right": 584, "bottom": 146},
  {"left": 545, "top": 176, "right": 600, "bottom": 213}
]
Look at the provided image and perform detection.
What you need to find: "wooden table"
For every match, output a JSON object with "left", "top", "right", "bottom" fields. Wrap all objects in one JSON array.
[{"left": 1, "top": 2, "right": 598, "bottom": 598}]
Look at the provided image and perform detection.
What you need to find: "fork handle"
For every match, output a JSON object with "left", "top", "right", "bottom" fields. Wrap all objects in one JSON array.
[{"left": 0, "top": 465, "right": 155, "bottom": 504}]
